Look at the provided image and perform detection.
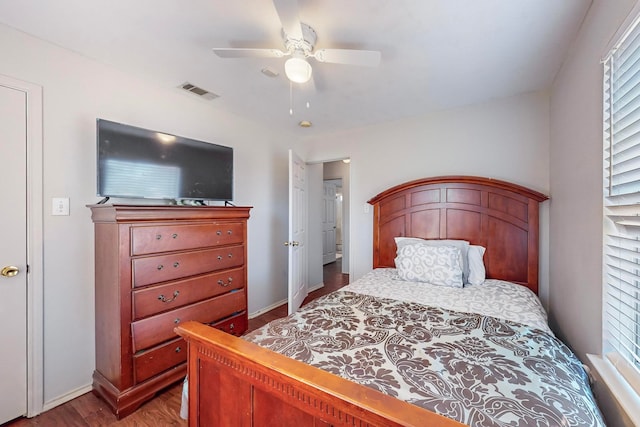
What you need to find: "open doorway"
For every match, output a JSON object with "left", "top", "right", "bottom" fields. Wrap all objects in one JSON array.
[
  {"left": 322, "top": 178, "right": 340, "bottom": 265},
  {"left": 306, "top": 159, "right": 350, "bottom": 292},
  {"left": 335, "top": 183, "right": 344, "bottom": 259},
  {"left": 322, "top": 161, "right": 349, "bottom": 292}
]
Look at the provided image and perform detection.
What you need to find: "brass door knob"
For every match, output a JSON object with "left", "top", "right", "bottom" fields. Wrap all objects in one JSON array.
[{"left": 1, "top": 266, "right": 19, "bottom": 277}]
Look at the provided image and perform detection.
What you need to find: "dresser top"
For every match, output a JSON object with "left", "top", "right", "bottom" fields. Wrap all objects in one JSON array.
[{"left": 88, "top": 204, "right": 252, "bottom": 223}]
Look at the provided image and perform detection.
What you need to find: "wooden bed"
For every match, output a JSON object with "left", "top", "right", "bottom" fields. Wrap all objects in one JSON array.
[
  {"left": 175, "top": 176, "right": 553, "bottom": 426},
  {"left": 369, "top": 175, "right": 547, "bottom": 293}
]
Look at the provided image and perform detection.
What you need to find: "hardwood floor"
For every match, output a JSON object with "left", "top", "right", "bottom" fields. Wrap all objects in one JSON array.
[
  {"left": 3, "top": 259, "right": 349, "bottom": 427},
  {"left": 248, "top": 256, "right": 349, "bottom": 331}
]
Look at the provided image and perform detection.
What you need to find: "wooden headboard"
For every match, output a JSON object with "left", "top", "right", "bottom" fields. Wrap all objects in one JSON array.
[{"left": 367, "top": 176, "right": 548, "bottom": 294}]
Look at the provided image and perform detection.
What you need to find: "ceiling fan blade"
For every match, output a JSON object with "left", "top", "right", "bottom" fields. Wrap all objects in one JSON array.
[
  {"left": 212, "top": 48, "right": 287, "bottom": 59},
  {"left": 313, "top": 49, "right": 381, "bottom": 67},
  {"left": 272, "top": 0, "right": 303, "bottom": 40}
]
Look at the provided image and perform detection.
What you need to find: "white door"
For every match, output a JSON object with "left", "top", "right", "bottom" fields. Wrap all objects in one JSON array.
[
  {"left": 0, "top": 84, "right": 28, "bottom": 423},
  {"left": 322, "top": 181, "right": 337, "bottom": 265},
  {"left": 287, "top": 149, "right": 308, "bottom": 314}
]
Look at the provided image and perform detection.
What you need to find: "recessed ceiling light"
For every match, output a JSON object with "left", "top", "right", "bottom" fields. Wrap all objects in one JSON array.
[{"left": 298, "top": 120, "right": 312, "bottom": 128}]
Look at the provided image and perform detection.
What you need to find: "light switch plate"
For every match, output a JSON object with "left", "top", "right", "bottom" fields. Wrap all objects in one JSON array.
[{"left": 52, "top": 197, "right": 70, "bottom": 216}]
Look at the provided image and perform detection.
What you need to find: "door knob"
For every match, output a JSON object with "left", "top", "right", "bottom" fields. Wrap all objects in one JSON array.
[{"left": 1, "top": 266, "right": 19, "bottom": 277}]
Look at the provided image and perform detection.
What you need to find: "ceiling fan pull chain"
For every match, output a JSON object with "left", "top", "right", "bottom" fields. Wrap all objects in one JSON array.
[{"left": 289, "top": 81, "right": 294, "bottom": 116}]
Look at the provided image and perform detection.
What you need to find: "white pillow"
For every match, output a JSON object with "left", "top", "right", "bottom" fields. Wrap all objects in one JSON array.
[
  {"left": 467, "top": 245, "right": 486, "bottom": 285},
  {"left": 394, "top": 243, "right": 463, "bottom": 288},
  {"left": 395, "top": 237, "right": 470, "bottom": 283}
]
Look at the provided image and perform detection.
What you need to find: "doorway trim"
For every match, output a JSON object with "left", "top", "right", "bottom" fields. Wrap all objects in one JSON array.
[{"left": 1, "top": 73, "right": 45, "bottom": 417}]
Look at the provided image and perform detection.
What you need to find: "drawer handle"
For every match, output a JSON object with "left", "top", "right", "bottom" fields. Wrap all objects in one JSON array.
[
  {"left": 228, "top": 253, "right": 233, "bottom": 258},
  {"left": 217, "top": 277, "right": 233, "bottom": 287},
  {"left": 157, "top": 264, "right": 164, "bottom": 270},
  {"left": 229, "top": 323, "right": 235, "bottom": 330},
  {"left": 227, "top": 230, "right": 232, "bottom": 235},
  {"left": 173, "top": 262, "right": 180, "bottom": 268},
  {"left": 158, "top": 290, "right": 179, "bottom": 303},
  {"left": 174, "top": 318, "right": 181, "bottom": 324},
  {"left": 216, "top": 230, "right": 222, "bottom": 236},
  {"left": 175, "top": 346, "right": 182, "bottom": 353},
  {"left": 156, "top": 233, "right": 178, "bottom": 240},
  {"left": 217, "top": 255, "right": 222, "bottom": 260}
]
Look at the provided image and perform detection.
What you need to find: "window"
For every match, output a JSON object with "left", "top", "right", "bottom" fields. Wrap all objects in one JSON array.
[{"left": 603, "top": 12, "right": 640, "bottom": 393}]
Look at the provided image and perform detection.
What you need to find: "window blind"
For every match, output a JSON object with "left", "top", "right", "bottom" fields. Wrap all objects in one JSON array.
[{"left": 603, "top": 16, "right": 640, "bottom": 379}]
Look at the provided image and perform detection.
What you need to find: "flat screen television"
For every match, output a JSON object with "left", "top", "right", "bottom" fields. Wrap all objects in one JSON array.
[{"left": 96, "top": 119, "right": 233, "bottom": 203}]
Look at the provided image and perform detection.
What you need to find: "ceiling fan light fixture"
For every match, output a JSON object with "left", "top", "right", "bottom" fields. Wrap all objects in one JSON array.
[{"left": 285, "top": 56, "right": 312, "bottom": 83}]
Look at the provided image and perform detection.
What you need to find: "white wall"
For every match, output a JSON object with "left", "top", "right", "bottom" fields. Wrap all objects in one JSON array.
[
  {"left": 549, "top": 0, "right": 635, "bottom": 425},
  {"left": 0, "top": 24, "right": 293, "bottom": 408},
  {"left": 302, "top": 91, "right": 551, "bottom": 300},
  {"left": 549, "top": 0, "right": 630, "bottom": 359}
]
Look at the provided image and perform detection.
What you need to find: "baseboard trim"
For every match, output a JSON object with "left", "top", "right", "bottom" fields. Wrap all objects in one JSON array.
[
  {"left": 308, "top": 282, "right": 324, "bottom": 293},
  {"left": 41, "top": 383, "right": 92, "bottom": 414},
  {"left": 248, "top": 283, "right": 325, "bottom": 319},
  {"left": 249, "top": 299, "right": 287, "bottom": 319}
]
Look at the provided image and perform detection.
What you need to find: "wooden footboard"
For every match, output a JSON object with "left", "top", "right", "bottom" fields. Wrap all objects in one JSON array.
[{"left": 175, "top": 321, "right": 463, "bottom": 427}]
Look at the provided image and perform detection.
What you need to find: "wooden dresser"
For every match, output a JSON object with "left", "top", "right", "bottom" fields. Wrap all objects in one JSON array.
[{"left": 88, "top": 204, "right": 251, "bottom": 418}]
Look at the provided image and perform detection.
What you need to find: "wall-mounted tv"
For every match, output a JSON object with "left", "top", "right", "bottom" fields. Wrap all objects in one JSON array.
[{"left": 97, "top": 119, "right": 233, "bottom": 203}]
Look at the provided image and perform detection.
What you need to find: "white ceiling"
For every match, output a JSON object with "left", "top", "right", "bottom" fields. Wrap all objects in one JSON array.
[{"left": 0, "top": 0, "right": 592, "bottom": 136}]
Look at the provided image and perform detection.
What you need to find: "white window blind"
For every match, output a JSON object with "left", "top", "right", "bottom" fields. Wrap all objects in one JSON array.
[{"left": 603, "top": 16, "right": 640, "bottom": 383}]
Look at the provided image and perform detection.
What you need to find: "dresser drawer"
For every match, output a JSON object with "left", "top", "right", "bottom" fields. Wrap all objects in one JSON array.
[
  {"left": 132, "top": 267, "right": 245, "bottom": 320},
  {"left": 133, "top": 337, "right": 187, "bottom": 383},
  {"left": 132, "top": 245, "right": 244, "bottom": 288},
  {"left": 132, "top": 290, "right": 246, "bottom": 352},
  {"left": 212, "top": 312, "right": 247, "bottom": 337},
  {"left": 131, "top": 222, "right": 244, "bottom": 256}
]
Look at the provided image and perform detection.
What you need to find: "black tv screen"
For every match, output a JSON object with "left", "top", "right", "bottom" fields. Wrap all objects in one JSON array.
[{"left": 97, "top": 119, "right": 233, "bottom": 202}]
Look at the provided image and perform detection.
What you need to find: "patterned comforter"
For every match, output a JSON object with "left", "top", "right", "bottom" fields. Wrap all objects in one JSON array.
[{"left": 244, "top": 271, "right": 605, "bottom": 426}]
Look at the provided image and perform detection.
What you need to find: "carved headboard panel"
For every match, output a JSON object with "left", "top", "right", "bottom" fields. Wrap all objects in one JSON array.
[{"left": 367, "top": 176, "right": 548, "bottom": 294}]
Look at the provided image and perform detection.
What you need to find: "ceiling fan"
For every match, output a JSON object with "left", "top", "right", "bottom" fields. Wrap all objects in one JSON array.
[{"left": 212, "top": 0, "right": 381, "bottom": 84}]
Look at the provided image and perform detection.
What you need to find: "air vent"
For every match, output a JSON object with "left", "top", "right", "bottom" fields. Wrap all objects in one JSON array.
[{"left": 179, "top": 82, "right": 219, "bottom": 100}]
